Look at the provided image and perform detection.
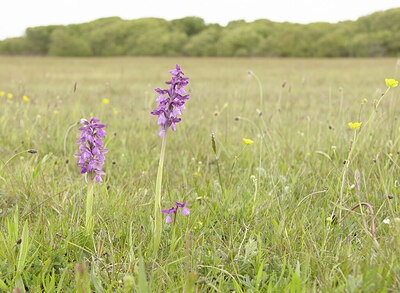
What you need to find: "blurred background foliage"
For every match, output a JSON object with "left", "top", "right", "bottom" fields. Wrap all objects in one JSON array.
[{"left": 1, "top": 8, "right": 400, "bottom": 57}]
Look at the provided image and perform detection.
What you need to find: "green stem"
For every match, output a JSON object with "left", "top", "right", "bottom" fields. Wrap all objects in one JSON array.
[
  {"left": 0, "top": 149, "right": 35, "bottom": 172},
  {"left": 153, "top": 130, "right": 168, "bottom": 255},
  {"left": 338, "top": 86, "right": 391, "bottom": 204},
  {"left": 236, "top": 117, "right": 264, "bottom": 190},
  {"left": 85, "top": 179, "right": 95, "bottom": 236},
  {"left": 216, "top": 157, "right": 224, "bottom": 196},
  {"left": 248, "top": 70, "right": 263, "bottom": 110},
  {"left": 363, "top": 87, "right": 390, "bottom": 131}
]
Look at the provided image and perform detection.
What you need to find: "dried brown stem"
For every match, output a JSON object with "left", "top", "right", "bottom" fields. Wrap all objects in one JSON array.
[{"left": 338, "top": 202, "right": 376, "bottom": 239}]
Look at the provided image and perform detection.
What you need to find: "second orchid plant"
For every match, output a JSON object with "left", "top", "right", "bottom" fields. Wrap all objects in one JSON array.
[
  {"left": 151, "top": 64, "right": 190, "bottom": 253},
  {"left": 74, "top": 117, "right": 108, "bottom": 235}
]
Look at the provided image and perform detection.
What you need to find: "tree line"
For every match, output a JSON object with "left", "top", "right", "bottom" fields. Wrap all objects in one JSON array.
[{"left": 1, "top": 8, "right": 400, "bottom": 57}]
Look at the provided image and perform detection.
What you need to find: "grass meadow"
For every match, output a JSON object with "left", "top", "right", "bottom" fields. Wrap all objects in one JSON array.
[{"left": 0, "top": 57, "right": 400, "bottom": 292}]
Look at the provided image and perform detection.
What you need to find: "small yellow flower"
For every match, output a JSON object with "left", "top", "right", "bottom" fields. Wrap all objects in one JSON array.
[
  {"left": 385, "top": 78, "right": 399, "bottom": 88},
  {"left": 326, "top": 217, "right": 333, "bottom": 223},
  {"left": 37, "top": 115, "right": 41, "bottom": 119},
  {"left": 243, "top": 138, "right": 254, "bottom": 145},
  {"left": 90, "top": 112, "right": 94, "bottom": 117},
  {"left": 348, "top": 122, "right": 362, "bottom": 130},
  {"left": 23, "top": 95, "right": 30, "bottom": 102},
  {"left": 0, "top": 91, "right": 4, "bottom": 96},
  {"left": 7, "top": 93, "right": 13, "bottom": 99},
  {"left": 363, "top": 98, "right": 368, "bottom": 103},
  {"left": 103, "top": 98, "right": 110, "bottom": 104},
  {"left": 113, "top": 109, "right": 119, "bottom": 115},
  {"left": 53, "top": 110, "right": 59, "bottom": 115}
]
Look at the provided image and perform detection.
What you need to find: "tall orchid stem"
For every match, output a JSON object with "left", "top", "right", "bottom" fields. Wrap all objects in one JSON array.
[
  {"left": 153, "top": 129, "right": 168, "bottom": 255},
  {"left": 85, "top": 179, "right": 95, "bottom": 236}
]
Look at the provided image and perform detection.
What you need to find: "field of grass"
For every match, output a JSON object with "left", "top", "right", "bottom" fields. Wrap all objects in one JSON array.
[{"left": 0, "top": 57, "right": 400, "bottom": 292}]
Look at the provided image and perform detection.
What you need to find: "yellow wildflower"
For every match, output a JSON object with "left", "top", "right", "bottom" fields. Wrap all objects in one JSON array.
[
  {"left": 23, "top": 95, "right": 30, "bottom": 102},
  {"left": 243, "top": 138, "right": 254, "bottom": 145},
  {"left": 326, "top": 217, "right": 333, "bottom": 223},
  {"left": 37, "top": 115, "right": 41, "bottom": 119},
  {"left": 0, "top": 91, "right": 4, "bottom": 96},
  {"left": 54, "top": 110, "right": 59, "bottom": 115},
  {"left": 114, "top": 109, "right": 119, "bottom": 115},
  {"left": 348, "top": 122, "right": 362, "bottom": 130},
  {"left": 7, "top": 93, "right": 13, "bottom": 99},
  {"left": 103, "top": 98, "right": 110, "bottom": 104},
  {"left": 385, "top": 78, "right": 399, "bottom": 88}
]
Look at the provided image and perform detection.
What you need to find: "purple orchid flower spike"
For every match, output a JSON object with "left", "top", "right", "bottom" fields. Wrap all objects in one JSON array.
[
  {"left": 150, "top": 64, "right": 190, "bottom": 136},
  {"left": 175, "top": 202, "right": 190, "bottom": 216},
  {"left": 161, "top": 207, "right": 177, "bottom": 224},
  {"left": 73, "top": 117, "right": 108, "bottom": 183}
]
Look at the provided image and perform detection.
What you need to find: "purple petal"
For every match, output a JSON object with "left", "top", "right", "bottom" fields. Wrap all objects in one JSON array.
[
  {"left": 158, "top": 128, "right": 166, "bottom": 137},
  {"left": 156, "top": 94, "right": 165, "bottom": 102},
  {"left": 92, "top": 147, "right": 100, "bottom": 155},
  {"left": 175, "top": 86, "right": 186, "bottom": 95},
  {"left": 95, "top": 174, "right": 103, "bottom": 182},
  {"left": 80, "top": 118, "right": 89, "bottom": 125},
  {"left": 165, "top": 214, "right": 172, "bottom": 223},
  {"left": 83, "top": 151, "right": 91, "bottom": 159},
  {"left": 95, "top": 138, "right": 104, "bottom": 147},
  {"left": 182, "top": 207, "right": 190, "bottom": 216},
  {"left": 175, "top": 202, "right": 189, "bottom": 208},
  {"left": 158, "top": 115, "right": 167, "bottom": 126},
  {"left": 97, "top": 129, "right": 106, "bottom": 137},
  {"left": 172, "top": 108, "right": 182, "bottom": 116}
]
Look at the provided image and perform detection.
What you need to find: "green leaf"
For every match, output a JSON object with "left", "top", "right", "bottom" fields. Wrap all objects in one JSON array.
[
  {"left": 17, "top": 220, "right": 29, "bottom": 274},
  {"left": 0, "top": 277, "right": 9, "bottom": 291},
  {"left": 255, "top": 259, "right": 265, "bottom": 289},
  {"left": 33, "top": 153, "right": 50, "bottom": 179},
  {"left": 137, "top": 255, "right": 150, "bottom": 293}
]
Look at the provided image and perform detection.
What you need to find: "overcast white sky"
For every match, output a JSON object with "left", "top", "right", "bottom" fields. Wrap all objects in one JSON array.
[{"left": 1, "top": 0, "right": 399, "bottom": 40}]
